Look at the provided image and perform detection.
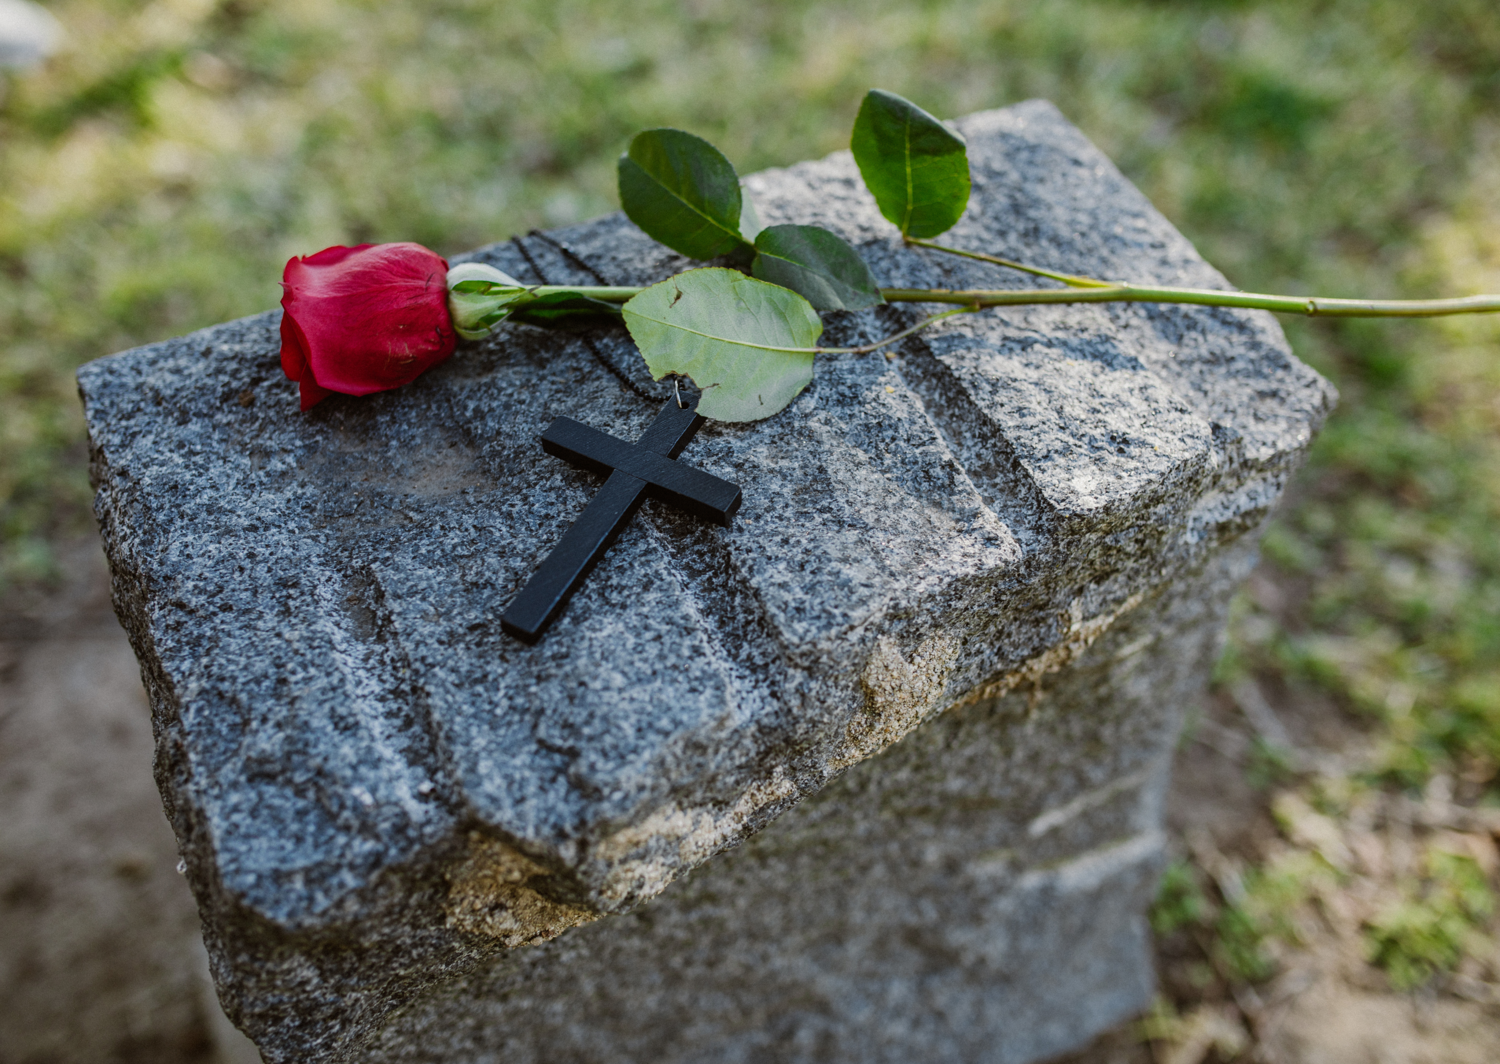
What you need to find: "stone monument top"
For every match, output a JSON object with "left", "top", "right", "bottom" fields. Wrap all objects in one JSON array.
[{"left": 79, "top": 100, "right": 1333, "bottom": 1062}]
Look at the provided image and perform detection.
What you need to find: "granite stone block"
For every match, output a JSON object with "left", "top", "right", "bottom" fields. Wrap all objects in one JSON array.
[{"left": 78, "top": 100, "right": 1334, "bottom": 1063}]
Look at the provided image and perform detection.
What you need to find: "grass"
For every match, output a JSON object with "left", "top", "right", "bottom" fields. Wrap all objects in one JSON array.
[
  {"left": 5, "top": 0, "right": 1500, "bottom": 1014},
  {"left": 1367, "top": 847, "right": 1495, "bottom": 990}
]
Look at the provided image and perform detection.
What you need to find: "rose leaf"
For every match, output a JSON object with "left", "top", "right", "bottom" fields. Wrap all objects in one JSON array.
[
  {"left": 850, "top": 89, "right": 971, "bottom": 239},
  {"left": 622, "top": 268, "right": 822, "bottom": 422},
  {"left": 618, "top": 129, "right": 753, "bottom": 261},
  {"left": 751, "top": 223, "right": 885, "bottom": 311}
]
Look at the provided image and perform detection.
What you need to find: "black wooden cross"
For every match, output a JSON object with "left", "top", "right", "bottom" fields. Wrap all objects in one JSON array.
[{"left": 501, "top": 396, "right": 741, "bottom": 643}]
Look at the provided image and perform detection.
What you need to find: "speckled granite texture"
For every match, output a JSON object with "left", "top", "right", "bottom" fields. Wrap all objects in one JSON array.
[{"left": 78, "top": 100, "right": 1334, "bottom": 1064}]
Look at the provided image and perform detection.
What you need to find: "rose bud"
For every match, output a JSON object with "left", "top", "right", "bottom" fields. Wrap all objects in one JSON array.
[
  {"left": 279, "top": 242, "right": 457, "bottom": 410},
  {"left": 446, "top": 262, "right": 530, "bottom": 340}
]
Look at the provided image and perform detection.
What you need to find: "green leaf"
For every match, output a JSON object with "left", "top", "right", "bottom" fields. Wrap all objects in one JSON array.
[
  {"left": 751, "top": 224, "right": 884, "bottom": 311},
  {"left": 618, "top": 129, "right": 752, "bottom": 260},
  {"left": 850, "top": 89, "right": 971, "bottom": 239},
  {"left": 622, "top": 268, "right": 822, "bottom": 422}
]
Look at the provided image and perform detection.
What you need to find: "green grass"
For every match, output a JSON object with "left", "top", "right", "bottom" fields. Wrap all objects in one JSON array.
[
  {"left": 1151, "top": 858, "right": 1210, "bottom": 936},
  {"left": 1367, "top": 848, "right": 1496, "bottom": 990},
  {"left": 1150, "top": 848, "right": 1343, "bottom": 988},
  {"left": 4, "top": 2, "right": 1499, "bottom": 781}
]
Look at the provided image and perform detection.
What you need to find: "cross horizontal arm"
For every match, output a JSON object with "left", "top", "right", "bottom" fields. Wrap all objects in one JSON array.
[
  {"left": 502, "top": 396, "right": 741, "bottom": 644},
  {"left": 541, "top": 418, "right": 741, "bottom": 525}
]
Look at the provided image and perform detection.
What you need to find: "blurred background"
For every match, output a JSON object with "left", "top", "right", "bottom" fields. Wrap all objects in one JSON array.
[{"left": 2, "top": 1, "right": 1498, "bottom": 1061}]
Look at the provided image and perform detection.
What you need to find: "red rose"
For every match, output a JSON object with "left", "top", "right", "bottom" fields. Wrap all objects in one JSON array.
[{"left": 279, "top": 242, "right": 457, "bottom": 410}]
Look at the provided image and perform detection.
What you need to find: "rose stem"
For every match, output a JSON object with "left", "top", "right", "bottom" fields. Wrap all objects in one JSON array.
[{"left": 526, "top": 282, "right": 1500, "bottom": 319}]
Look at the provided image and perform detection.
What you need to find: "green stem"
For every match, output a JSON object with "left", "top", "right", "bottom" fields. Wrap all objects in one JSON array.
[
  {"left": 903, "top": 238, "right": 1113, "bottom": 288},
  {"left": 818, "top": 306, "right": 980, "bottom": 354},
  {"left": 527, "top": 285, "right": 641, "bottom": 302},
  {"left": 527, "top": 281, "right": 1500, "bottom": 318},
  {"left": 899, "top": 239, "right": 1500, "bottom": 316},
  {"left": 878, "top": 285, "right": 1500, "bottom": 318}
]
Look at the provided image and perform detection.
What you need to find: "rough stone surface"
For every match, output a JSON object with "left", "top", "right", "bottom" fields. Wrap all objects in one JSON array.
[{"left": 77, "top": 100, "right": 1334, "bottom": 1064}]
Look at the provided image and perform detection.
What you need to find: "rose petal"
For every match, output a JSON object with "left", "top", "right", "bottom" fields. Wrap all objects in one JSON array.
[
  {"left": 278, "top": 305, "right": 311, "bottom": 382},
  {"left": 279, "top": 242, "right": 457, "bottom": 404},
  {"left": 301, "top": 244, "right": 372, "bottom": 269},
  {"left": 299, "top": 377, "right": 336, "bottom": 410}
]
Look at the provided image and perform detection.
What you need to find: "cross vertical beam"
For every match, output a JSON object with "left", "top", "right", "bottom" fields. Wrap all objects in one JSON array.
[{"left": 501, "top": 397, "right": 741, "bottom": 644}]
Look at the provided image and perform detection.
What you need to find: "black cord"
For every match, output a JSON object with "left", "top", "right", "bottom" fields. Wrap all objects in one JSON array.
[
  {"left": 507, "top": 233, "right": 550, "bottom": 286},
  {"left": 508, "top": 233, "right": 662, "bottom": 403},
  {"left": 528, "top": 229, "right": 613, "bottom": 287}
]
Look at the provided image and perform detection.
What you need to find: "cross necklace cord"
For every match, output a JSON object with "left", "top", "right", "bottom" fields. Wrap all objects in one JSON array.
[
  {"left": 500, "top": 392, "right": 741, "bottom": 643},
  {"left": 500, "top": 236, "right": 741, "bottom": 643},
  {"left": 496, "top": 239, "right": 741, "bottom": 643}
]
